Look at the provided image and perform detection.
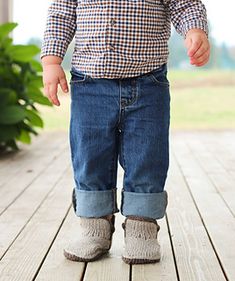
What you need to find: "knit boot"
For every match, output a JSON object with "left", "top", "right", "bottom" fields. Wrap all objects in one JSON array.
[
  {"left": 64, "top": 214, "right": 115, "bottom": 262},
  {"left": 121, "top": 215, "right": 161, "bottom": 264}
]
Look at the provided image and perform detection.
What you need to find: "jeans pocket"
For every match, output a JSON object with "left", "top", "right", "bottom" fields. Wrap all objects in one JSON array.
[
  {"left": 69, "top": 69, "right": 89, "bottom": 84},
  {"left": 149, "top": 65, "right": 170, "bottom": 87}
]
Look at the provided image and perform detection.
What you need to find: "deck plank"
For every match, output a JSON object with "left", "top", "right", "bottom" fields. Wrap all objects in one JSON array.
[
  {"left": 0, "top": 132, "right": 68, "bottom": 214},
  {"left": 195, "top": 131, "right": 235, "bottom": 174},
  {"left": 172, "top": 132, "right": 235, "bottom": 281},
  {"left": 0, "top": 167, "right": 73, "bottom": 281},
  {"left": 165, "top": 150, "right": 226, "bottom": 281},
  {"left": 83, "top": 184, "right": 130, "bottom": 281},
  {"left": 132, "top": 216, "right": 178, "bottom": 281},
  {"left": 35, "top": 207, "right": 86, "bottom": 281},
  {"left": 0, "top": 133, "right": 48, "bottom": 181},
  {"left": 0, "top": 132, "right": 66, "bottom": 187},
  {"left": 36, "top": 166, "right": 130, "bottom": 281},
  {"left": 0, "top": 130, "right": 234, "bottom": 281},
  {"left": 0, "top": 148, "right": 70, "bottom": 259},
  {"left": 183, "top": 133, "right": 235, "bottom": 216}
]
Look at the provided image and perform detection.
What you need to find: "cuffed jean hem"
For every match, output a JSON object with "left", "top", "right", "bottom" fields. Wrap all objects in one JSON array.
[
  {"left": 74, "top": 187, "right": 119, "bottom": 217},
  {"left": 120, "top": 190, "right": 168, "bottom": 220}
]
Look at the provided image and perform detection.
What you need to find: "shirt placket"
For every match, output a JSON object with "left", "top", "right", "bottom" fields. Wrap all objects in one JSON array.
[{"left": 104, "top": 4, "right": 117, "bottom": 75}]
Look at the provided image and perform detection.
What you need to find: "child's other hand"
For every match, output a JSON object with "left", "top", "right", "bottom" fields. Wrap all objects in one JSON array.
[
  {"left": 184, "top": 28, "right": 210, "bottom": 67},
  {"left": 42, "top": 62, "right": 69, "bottom": 106}
]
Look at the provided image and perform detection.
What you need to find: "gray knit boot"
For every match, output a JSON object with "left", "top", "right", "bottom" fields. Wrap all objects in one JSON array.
[
  {"left": 121, "top": 215, "right": 161, "bottom": 264},
  {"left": 64, "top": 214, "right": 115, "bottom": 262}
]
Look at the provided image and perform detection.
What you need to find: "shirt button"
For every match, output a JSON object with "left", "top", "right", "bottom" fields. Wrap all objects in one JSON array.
[
  {"left": 110, "top": 18, "right": 117, "bottom": 26},
  {"left": 109, "top": 44, "right": 115, "bottom": 51}
]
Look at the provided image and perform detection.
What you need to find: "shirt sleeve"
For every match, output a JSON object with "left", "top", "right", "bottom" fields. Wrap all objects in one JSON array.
[
  {"left": 163, "top": 0, "right": 209, "bottom": 39},
  {"left": 40, "top": 0, "right": 77, "bottom": 60}
]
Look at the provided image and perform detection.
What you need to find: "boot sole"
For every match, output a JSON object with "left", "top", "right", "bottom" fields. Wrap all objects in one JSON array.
[
  {"left": 122, "top": 256, "right": 160, "bottom": 264},
  {"left": 64, "top": 248, "right": 109, "bottom": 262},
  {"left": 63, "top": 230, "right": 114, "bottom": 262}
]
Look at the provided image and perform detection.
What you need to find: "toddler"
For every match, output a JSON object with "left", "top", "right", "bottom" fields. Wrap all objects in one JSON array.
[{"left": 41, "top": 0, "right": 210, "bottom": 264}]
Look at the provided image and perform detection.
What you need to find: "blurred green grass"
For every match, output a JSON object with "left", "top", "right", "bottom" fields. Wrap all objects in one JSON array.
[
  {"left": 36, "top": 69, "right": 235, "bottom": 132},
  {"left": 170, "top": 86, "right": 235, "bottom": 129}
]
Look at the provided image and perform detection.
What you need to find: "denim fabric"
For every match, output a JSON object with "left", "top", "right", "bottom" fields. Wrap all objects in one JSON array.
[{"left": 69, "top": 63, "right": 170, "bottom": 220}]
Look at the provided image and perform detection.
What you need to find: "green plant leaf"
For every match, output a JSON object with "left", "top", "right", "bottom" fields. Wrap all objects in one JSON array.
[
  {"left": 26, "top": 86, "right": 52, "bottom": 106},
  {"left": 0, "top": 105, "right": 27, "bottom": 124},
  {"left": 1, "top": 37, "right": 13, "bottom": 49},
  {"left": 28, "top": 76, "right": 43, "bottom": 88},
  {"left": 0, "top": 22, "right": 18, "bottom": 40},
  {"left": 30, "top": 94, "right": 52, "bottom": 106},
  {"left": 8, "top": 90, "right": 18, "bottom": 104},
  {"left": 25, "top": 109, "right": 44, "bottom": 128},
  {"left": 5, "top": 139, "right": 19, "bottom": 151},
  {"left": 19, "top": 122, "right": 39, "bottom": 135},
  {"left": 30, "top": 60, "right": 43, "bottom": 72},
  {"left": 0, "top": 125, "right": 20, "bottom": 141},
  {"left": 0, "top": 88, "right": 17, "bottom": 106},
  {"left": 16, "top": 130, "right": 31, "bottom": 144},
  {"left": 9, "top": 45, "right": 40, "bottom": 62},
  {"left": 0, "top": 22, "right": 48, "bottom": 151},
  {"left": 0, "top": 90, "right": 9, "bottom": 106}
]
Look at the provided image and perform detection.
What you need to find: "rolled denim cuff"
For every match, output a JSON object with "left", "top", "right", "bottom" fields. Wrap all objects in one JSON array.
[
  {"left": 75, "top": 187, "right": 119, "bottom": 217},
  {"left": 120, "top": 190, "right": 168, "bottom": 220}
]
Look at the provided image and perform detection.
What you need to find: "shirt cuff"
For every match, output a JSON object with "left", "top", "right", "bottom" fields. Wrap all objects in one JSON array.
[
  {"left": 40, "top": 39, "right": 69, "bottom": 60},
  {"left": 181, "top": 20, "right": 209, "bottom": 39}
]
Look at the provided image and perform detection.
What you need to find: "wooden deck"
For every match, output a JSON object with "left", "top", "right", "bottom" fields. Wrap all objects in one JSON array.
[{"left": 0, "top": 130, "right": 234, "bottom": 281}]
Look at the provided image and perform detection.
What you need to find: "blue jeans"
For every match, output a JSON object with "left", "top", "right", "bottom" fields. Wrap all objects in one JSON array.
[{"left": 69, "top": 63, "right": 170, "bottom": 220}]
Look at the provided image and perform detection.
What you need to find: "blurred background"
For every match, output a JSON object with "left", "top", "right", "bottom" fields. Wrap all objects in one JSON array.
[{"left": 2, "top": 0, "right": 235, "bottom": 132}]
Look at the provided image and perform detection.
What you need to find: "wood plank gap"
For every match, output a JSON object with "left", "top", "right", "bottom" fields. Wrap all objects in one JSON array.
[
  {"left": 34, "top": 203, "right": 87, "bottom": 280},
  {"left": 168, "top": 149, "right": 227, "bottom": 281},
  {"left": 184, "top": 136, "right": 235, "bottom": 217},
  {"left": 131, "top": 215, "right": 178, "bottom": 281},
  {"left": 81, "top": 263, "right": 88, "bottom": 281},
  {"left": 0, "top": 132, "right": 65, "bottom": 187},
  {"left": 82, "top": 213, "right": 130, "bottom": 281},
  {"left": 0, "top": 148, "right": 71, "bottom": 259},
  {"left": 171, "top": 148, "right": 230, "bottom": 281},
  {"left": 0, "top": 142, "right": 68, "bottom": 215},
  {"left": 195, "top": 131, "right": 235, "bottom": 174},
  {"left": 32, "top": 204, "right": 72, "bottom": 281},
  {"left": 0, "top": 166, "right": 74, "bottom": 280},
  {"left": 165, "top": 214, "right": 180, "bottom": 281}
]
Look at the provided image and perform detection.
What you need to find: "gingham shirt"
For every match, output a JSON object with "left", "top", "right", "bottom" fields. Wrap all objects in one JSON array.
[{"left": 40, "top": 0, "right": 209, "bottom": 78}]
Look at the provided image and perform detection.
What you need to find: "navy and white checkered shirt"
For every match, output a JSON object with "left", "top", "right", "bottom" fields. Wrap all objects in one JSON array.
[{"left": 40, "top": 0, "right": 209, "bottom": 78}]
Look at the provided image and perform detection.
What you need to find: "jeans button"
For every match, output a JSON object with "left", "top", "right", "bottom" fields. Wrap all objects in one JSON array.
[{"left": 121, "top": 99, "right": 126, "bottom": 107}]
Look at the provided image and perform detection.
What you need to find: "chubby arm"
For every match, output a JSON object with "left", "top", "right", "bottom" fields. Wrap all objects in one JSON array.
[
  {"left": 163, "top": 0, "right": 210, "bottom": 67},
  {"left": 40, "top": 0, "right": 77, "bottom": 106},
  {"left": 40, "top": 0, "right": 77, "bottom": 60}
]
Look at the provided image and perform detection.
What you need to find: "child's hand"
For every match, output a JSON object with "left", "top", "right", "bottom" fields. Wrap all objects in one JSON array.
[
  {"left": 42, "top": 58, "right": 69, "bottom": 106},
  {"left": 184, "top": 28, "right": 210, "bottom": 67}
]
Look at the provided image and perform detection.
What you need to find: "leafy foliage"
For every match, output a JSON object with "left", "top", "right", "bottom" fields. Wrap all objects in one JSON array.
[{"left": 0, "top": 22, "right": 52, "bottom": 152}]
